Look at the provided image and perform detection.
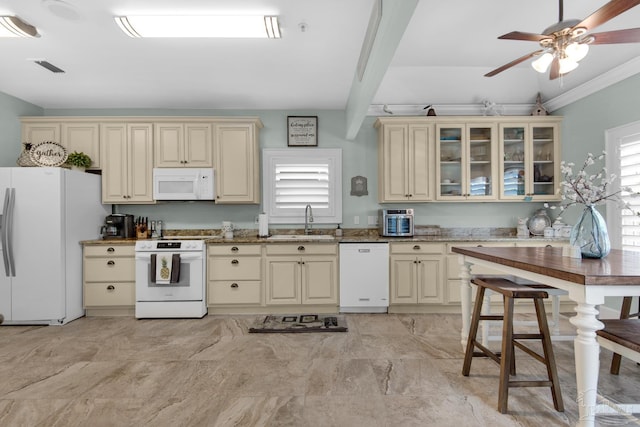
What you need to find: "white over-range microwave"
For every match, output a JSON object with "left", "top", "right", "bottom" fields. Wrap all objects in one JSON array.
[{"left": 152, "top": 168, "right": 215, "bottom": 200}]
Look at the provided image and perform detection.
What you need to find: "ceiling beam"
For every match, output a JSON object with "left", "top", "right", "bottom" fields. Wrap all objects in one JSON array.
[{"left": 344, "top": 0, "right": 419, "bottom": 140}]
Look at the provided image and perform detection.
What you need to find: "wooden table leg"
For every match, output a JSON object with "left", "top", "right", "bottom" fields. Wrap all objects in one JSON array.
[{"left": 570, "top": 302, "right": 604, "bottom": 427}]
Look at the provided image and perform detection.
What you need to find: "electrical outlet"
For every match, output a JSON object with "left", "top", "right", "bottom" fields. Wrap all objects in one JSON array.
[
  {"left": 368, "top": 215, "right": 377, "bottom": 225},
  {"left": 353, "top": 215, "right": 360, "bottom": 225}
]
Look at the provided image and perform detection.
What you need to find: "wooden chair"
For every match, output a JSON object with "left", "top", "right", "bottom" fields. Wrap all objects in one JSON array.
[
  {"left": 608, "top": 296, "right": 639, "bottom": 374},
  {"left": 462, "top": 276, "right": 564, "bottom": 414}
]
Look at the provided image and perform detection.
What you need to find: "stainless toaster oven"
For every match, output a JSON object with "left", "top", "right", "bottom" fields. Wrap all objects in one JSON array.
[{"left": 379, "top": 209, "right": 414, "bottom": 237}]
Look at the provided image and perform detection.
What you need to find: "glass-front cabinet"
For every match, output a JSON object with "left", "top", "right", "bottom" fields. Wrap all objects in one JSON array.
[
  {"left": 499, "top": 122, "right": 560, "bottom": 201},
  {"left": 436, "top": 123, "right": 497, "bottom": 201}
]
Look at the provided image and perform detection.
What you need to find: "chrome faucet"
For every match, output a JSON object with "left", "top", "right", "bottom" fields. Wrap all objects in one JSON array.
[{"left": 304, "top": 204, "right": 313, "bottom": 234}]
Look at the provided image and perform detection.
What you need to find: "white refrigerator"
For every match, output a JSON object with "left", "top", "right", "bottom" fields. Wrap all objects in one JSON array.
[{"left": 0, "top": 167, "right": 108, "bottom": 325}]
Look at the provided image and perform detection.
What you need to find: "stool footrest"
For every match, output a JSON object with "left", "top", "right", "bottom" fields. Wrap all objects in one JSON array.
[{"left": 509, "top": 380, "right": 554, "bottom": 388}]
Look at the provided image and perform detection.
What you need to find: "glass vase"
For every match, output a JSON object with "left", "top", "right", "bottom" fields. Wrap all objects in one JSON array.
[{"left": 569, "top": 205, "right": 611, "bottom": 258}]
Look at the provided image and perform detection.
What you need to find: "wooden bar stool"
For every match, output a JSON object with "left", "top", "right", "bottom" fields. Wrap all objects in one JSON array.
[
  {"left": 609, "top": 296, "right": 639, "bottom": 374},
  {"left": 462, "top": 276, "right": 564, "bottom": 414}
]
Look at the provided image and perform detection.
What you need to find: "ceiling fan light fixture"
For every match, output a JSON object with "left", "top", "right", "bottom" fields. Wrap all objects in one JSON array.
[
  {"left": 532, "top": 52, "right": 554, "bottom": 73},
  {"left": 115, "top": 15, "right": 281, "bottom": 38},
  {"left": 565, "top": 42, "right": 589, "bottom": 62},
  {"left": 559, "top": 57, "right": 579, "bottom": 74},
  {"left": 0, "top": 16, "right": 39, "bottom": 38}
]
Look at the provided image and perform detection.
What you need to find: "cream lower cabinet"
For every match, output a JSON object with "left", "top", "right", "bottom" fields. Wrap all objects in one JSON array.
[
  {"left": 83, "top": 244, "right": 135, "bottom": 312},
  {"left": 207, "top": 244, "right": 262, "bottom": 305},
  {"left": 390, "top": 243, "right": 445, "bottom": 304},
  {"left": 265, "top": 244, "right": 338, "bottom": 306},
  {"left": 101, "top": 123, "right": 154, "bottom": 203},
  {"left": 213, "top": 119, "right": 262, "bottom": 204}
]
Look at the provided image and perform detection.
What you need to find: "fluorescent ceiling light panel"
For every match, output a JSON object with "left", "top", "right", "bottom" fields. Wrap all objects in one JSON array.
[
  {"left": 0, "top": 16, "right": 39, "bottom": 37},
  {"left": 115, "top": 15, "right": 281, "bottom": 38}
]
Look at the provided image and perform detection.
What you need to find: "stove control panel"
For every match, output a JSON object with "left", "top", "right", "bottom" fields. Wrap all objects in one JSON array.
[{"left": 135, "top": 240, "right": 204, "bottom": 251}]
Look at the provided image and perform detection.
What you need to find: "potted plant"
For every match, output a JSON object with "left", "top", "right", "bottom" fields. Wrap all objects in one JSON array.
[{"left": 66, "top": 151, "right": 92, "bottom": 171}]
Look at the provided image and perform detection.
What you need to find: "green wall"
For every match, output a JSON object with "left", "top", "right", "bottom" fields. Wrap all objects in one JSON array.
[
  {"left": 0, "top": 92, "right": 43, "bottom": 167},
  {"left": 2, "top": 72, "right": 639, "bottom": 231}
]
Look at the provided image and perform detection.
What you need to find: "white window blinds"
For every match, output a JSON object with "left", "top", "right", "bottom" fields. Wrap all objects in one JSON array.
[
  {"left": 619, "top": 138, "right": 640, "bottom": 251},
  {"left": 263, "top": 149, "right": 342, "bottom": 224}
]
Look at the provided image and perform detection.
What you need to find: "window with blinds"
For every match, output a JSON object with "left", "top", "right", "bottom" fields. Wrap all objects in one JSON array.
[
  {"left": 606, "top": 121, "right": 640, "bottom": 251},
  {"left": 620, "top": 138, "right": 640, "bottom": 251},
  {"left": 263, "top": 149, "right": 342, "bottom": 224}
]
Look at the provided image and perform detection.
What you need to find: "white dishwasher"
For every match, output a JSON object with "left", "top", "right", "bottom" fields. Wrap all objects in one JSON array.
[{"left": 339, "top": 242, "right": 389, "bottom": 313}]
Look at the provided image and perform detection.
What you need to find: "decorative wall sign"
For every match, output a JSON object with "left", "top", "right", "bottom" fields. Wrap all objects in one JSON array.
[
  {"left": 350, "top": 175, "right": 368, "bottom": 196},
  {"left": 29, "top": 141, "right": 68, "bottom": 167},
  {"left": 287, "top": 116, "right": 318, "bottom": 146}
]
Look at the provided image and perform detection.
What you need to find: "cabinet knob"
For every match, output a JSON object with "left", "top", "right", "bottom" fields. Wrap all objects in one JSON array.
[
  {"left": 297, "top": 245, "right": 305, "bottom": 251},
  {"left": 231, "top": 246, "right": 239, "bottom": 252},
  {"left": 107, "top": 247, "right": 115, "bottom": 252},
  {"left": 230, "top": 283, "right": 239, "bottom": 288},
  {"left": 107, "top": 260, "right": 115, "bottom": 266},
  {"left": 546, "top": 244, "right": 552, "bottom": 248},
  {"left": 413, "top": 245, "right": 421, "bottom": 250},
  {"left": 107, "top": 285, "right": 115, "bottom": 291},
  {"left": 231, "top": 259, "right": 239, "bottom": 265}
]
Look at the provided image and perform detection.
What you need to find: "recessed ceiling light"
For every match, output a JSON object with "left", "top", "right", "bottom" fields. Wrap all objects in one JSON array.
[
  {"left": 114, "top": 15, "right": 281, "bottom": 38},
  {"left": 42, "top": 0, "right": 81, "bottom": 21}
]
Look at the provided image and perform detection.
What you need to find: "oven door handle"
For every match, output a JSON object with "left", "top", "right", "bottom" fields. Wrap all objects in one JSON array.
[{"left": 135, "top": 253, "right": 202, "bottom": 261}]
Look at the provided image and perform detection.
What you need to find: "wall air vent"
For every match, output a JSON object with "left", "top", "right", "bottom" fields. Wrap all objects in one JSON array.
[{"left": 34, "top": 60, "right": 65, "bottom": 73}]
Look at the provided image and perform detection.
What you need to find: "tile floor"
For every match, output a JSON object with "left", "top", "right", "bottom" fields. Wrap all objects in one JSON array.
[{"left": 0, "top": 313, "right": 638, "bottom": 426}]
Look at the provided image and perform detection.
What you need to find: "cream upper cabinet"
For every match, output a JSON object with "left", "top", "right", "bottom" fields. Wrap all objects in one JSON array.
[
  {"left": 213, "top": 120, "right": 262, "bottom": 204},
  {"left": 101, "top": 123, "right": 154, "bottom": 204},
  {"left": 154, "top": 123, "right": 212, "bottom": 168},
  {"left": 499, "top": 120, "right": 561, "bottom": 201},
  {"left": 436, "top": 123, "right": 497, "bottom": 201},
  {"left": 22, "top": 121, "right": 100, "bottom": 168},
  {"left": 377, "top": 121, "right": 434, "bottom": 202}
]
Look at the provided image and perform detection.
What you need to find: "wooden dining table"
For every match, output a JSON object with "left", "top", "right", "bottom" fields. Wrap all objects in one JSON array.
[{"left": 451, "top": 246, "right": 640, "bottom": 427}]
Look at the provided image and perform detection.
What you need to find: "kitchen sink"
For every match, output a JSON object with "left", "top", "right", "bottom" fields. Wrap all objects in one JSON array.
[{"left": 266, "top": 234, "right": 335, "bottom": 241}]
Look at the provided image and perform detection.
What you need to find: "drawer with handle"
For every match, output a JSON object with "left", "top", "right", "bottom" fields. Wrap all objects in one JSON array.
[
  {"left": 208, "top": 257, "right": 261, "bottom": 281},
  {"left": 84, "top": 245, "right": 135, "bottom": 257},
  {"left": 84, "top": 282, "right": 135, "bottom": 306},
  {"left": 208, "top": 281, "right": 261, "bottom": 305},
  {"left": 84, "top": 257, "right": 135, "bottom": 282}
]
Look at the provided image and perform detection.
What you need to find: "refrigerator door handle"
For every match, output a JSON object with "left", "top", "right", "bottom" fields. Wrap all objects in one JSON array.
[
  {"left": 1, "top": 188, "right": 10, "bottom": 276},
  {"left": 5, "top": 188, "right": 15, "bottom": 277}
]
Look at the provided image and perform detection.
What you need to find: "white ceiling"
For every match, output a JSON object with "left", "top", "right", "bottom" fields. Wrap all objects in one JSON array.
[{"left": 1, "top": 0, "right": 639, "bottom": 116}]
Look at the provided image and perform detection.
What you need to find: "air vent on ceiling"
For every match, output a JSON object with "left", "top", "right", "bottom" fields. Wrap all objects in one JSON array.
[{"left": 34, "top": 60, "right": 65, "bottom": 73}]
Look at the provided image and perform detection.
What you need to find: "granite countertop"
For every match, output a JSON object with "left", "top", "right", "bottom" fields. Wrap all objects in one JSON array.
[{"left": 82, "top": 227, "right": 568, "bottom": 245}]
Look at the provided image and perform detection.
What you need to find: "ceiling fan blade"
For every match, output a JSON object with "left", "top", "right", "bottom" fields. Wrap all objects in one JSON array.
[
  {"left": 484, "top": 50, "right": 544, "bottom": 77},
  {"left": 574, "top": 0, "right": 640, "bottom": 32},
  {"left": 549, "top": 57, "right": 561, "bottom": 80},
  {"left": 589, "top": 27, "right": 640, "bottom": 44},
  {"left": 498, "top": 31, "right": 549, "bottom": 42}
]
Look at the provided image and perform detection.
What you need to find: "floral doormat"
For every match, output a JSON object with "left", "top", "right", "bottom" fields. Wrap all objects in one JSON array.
[{"left": 248, "top": 314, "right": 348, "bottom": 333}]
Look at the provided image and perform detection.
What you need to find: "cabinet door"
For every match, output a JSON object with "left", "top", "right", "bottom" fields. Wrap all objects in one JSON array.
[
  {"left": 185, "top": 124, "right": 212, "bottom": 167},
  {"left": 154, "top": 123, "right": 183, "bottom": 167},
  {"left": 466, "top": 124, "right": 496, "bottom": 200},
  {"left": 128, "top": 124, "right": 154, "bottom": 202},
  {"left": 499, "top": 123, "right": 527, "bottom": 199},
  {"left": 214, "top": 123, "right": 258, "bottom": 203},
  {"left": 436, "top": 124, "right": 465, "bottom": 200},
  {"left": 302, "top": 256, "right": 337, "bottom": 304},
  {"left": 407, "top": 125, "right": 433, "bottom": 201},
  {"left": 416, "top": 256, "right": 444, "bottom": 304},
  {"left": 380, "top": 124, "right": 410, "bottom": 201},
  {"left": 101, "top": 124, "right": 129, "bottom": 203},
  {"left": 22, "top": 123, "right": 60, "bottom": 145},
  {"left": 390, "top": 256, "right": 417, "bottom": 304},
  {"left": 62, "top": 123, "right": 100, "bottom": 168},
  {"left": 529, "top": 123, "right": 560, "bottom": 201},
  {"left": 265, "top": 258, "right": 300, "bottom": 304}
]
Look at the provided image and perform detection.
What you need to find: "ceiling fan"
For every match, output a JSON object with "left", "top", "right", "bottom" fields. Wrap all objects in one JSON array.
[{"left": 485, "top": 0, "right": 640, "bottom": 79}]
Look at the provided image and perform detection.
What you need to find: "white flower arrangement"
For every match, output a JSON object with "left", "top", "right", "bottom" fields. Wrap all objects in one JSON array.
[{"left": 544, "top": 151, "right": 639, "bottom": 218}]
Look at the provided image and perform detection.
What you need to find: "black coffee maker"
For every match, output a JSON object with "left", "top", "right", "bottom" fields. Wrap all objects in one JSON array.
[{"left": 102, "top": 214, "right": 135, "bottom": 239}]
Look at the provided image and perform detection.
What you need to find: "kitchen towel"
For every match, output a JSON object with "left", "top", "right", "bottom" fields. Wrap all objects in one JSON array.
[
  {"left": 151, "top": 253, "right": 181, "bottom": 284},
  {"left": 258, "top": 213, "right": 269, "bottom": 237}
]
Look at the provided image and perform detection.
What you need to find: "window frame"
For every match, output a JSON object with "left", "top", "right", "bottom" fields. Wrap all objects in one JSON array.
[{"left": 262, "top": 148, "right": 342, "bottom": 224}]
